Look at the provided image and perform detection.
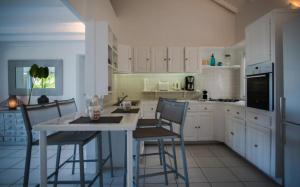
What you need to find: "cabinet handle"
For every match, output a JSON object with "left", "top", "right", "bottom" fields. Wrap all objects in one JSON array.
[
  {"left": 168, "top": 58, "right": 171, "bottom": 61},
  {"left": 188, "top": 107, "right": 191, "bottom": 110},
  {"left": 254, "top": 116, "right": 258, "bottom": 120},
  {"left": 227, "top": 109, "right": 230, "bottom": 112},
  {"left": 236, "top": 112, "right": 240, "bottom": 115},
  {"left": 151, "top": 108, "right": 154, "bottom": 110},
  {"left": 129, "top": 57, "right": 132, "bottom": 60},
  {"left": 163, "top": 58, "right": 167, "bottom": 61},
  {"left": 254, "top": 144, "right": 258, "bottom": 148},
  {"left": 146, "top": 58, "right": 150, "bottom": 61},
  {"left": 185, "top": 58, "right": 188, "bottom": 61},
  {"left": 230, "top": 132, "right": 234, "bottom": 135},
  {"left": 204, "top": 107, "right": 207, "bottom": 110}
]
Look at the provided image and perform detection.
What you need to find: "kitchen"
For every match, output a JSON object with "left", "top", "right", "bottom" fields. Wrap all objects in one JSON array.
[{"left": 0, "top": 0, "right": 300, "bottom": 187}]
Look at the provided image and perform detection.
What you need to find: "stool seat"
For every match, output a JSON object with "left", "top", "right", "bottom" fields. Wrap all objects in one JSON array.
[
  {"left": 137, "top": 119, "right": 169, "bottom": 128},
  {"left": 133, "top": 127, "right": 179, "bottom": 140},
  {"left": 32, "top": 131, "right": 98, "bottom": 146}
]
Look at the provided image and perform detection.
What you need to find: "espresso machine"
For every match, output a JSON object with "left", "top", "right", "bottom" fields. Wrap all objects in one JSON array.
[{"left": 185, "top": 76, "right": 195, "bottom": 91}]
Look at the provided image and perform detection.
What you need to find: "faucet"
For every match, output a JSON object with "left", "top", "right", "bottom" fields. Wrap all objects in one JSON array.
[{"left": 115, "top": 95, "right": 128, "bottom": 106}]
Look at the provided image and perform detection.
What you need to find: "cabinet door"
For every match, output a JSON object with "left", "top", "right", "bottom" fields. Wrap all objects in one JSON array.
[
  {"left": 232, "top": 118, "right": 246, "bottom": 157},
  {"left": 246, "top": 123, "right": 271, "bottom": 174},
  {"left": 133, "top": 47, "right": 151, "bottom": 73},
  {"left": 245, "top": 15, "right": 271, "bottom": 65},
  {"left": 151, "top": 47, "right": 168, "bottom": 73},
  {"left": 168, "top": 47, "right": 184, "bottom": 72},
  {"left": 118, "top": 44, "right": 132, "bottom": 73},
  {"left": 183, "top": 113, "right": 199, "bottom": 141},
  {"left": 197, "top": 112, "right": 213, "bottom": 140},
  {"left": 225, "top": 113, "right": 233, "bottom": 147},
  {"left": 184, "top": 47, "right": 199, "bottom": 72}
]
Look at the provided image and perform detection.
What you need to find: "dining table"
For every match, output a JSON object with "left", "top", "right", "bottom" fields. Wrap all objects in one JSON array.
[{"left": 32, "top": 106, "right": 140, "bottom": 187}]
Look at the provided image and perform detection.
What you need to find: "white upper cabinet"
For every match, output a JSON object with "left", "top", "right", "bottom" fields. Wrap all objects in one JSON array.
[
  {"left": 168, "top": 47, "right": 184, "bottom": 73},
  {"left": 184, "top": 47, "right": 199, "bottom": 72},
  {"left": 118, "top": 44, "right": 132, "bottom": 73},
  {"left": 245, "top": 14, "right": 271, "bottom": 65},
  {"left": 151, "top": 47, "right": 168, "bottom": 73},
  {"left": 133, "top": 47, "right": 151, "bottom": 73}
]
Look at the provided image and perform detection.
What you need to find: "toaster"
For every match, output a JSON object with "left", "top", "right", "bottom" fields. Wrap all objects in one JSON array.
[{"left": 158, "top": 81, "right": 169, "bottom": 91}]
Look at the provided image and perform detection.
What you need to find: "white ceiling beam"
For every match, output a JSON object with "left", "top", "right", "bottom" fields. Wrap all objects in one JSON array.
[{"left": 212, "top": 0, "right": 239, "bottom": 14}]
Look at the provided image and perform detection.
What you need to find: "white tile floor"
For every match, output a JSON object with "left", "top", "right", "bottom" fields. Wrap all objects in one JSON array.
[{"left": 0, "top": 144, "right": 280, "bottom": 187}]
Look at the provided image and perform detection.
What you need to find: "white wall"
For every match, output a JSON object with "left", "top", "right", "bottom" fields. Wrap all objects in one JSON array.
[
  {"left": 112, "top": 0, "right": 236, "bottom": 46},
  {"left": 0, "top": 41, "right": 84, "bottom": 103}
]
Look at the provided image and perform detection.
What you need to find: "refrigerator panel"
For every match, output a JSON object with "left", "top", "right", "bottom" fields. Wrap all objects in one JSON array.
[
  {"left": 284, "top": 122, "right": 300, "bottom": 187},
  {"left": 283, "top": 16, "right": 300, "bottom": 125}
]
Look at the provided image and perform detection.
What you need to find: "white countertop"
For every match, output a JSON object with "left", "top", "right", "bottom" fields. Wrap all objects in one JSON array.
[{"left": 33, "top": 106, "right": 140, "bottom": 132}]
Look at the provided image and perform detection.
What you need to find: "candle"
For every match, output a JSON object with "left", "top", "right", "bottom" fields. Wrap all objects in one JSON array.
[{"left": 8, "top": 95, "right": 17, "bottom": 110}]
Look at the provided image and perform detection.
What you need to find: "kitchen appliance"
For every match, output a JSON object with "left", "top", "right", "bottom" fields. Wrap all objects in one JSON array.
[
  {"left": 185, "top": 76, "right": 194, "bottom": 91},
  {"left": 282, "top": 16, "right": 300, "bottom": 187},
  {"left": 202, "top": 90, "right": 208, "bottom": 100},
  {"left": 246, "top": 62, "right": 274, "bottom": 111},
  {"left": 143, "top": 78, "right": 150, "bottom": 91},
  {"left": 158, "top": 81, "right": 169, "bottom": 91},
  {"left": 173, "top": 81, "right": 181, "bottom": 90}
]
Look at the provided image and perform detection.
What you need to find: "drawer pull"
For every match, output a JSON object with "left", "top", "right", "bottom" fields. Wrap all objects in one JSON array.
[
  {"left": 254, "top": 144, "right": 258, "bottom": 148},
  {"left": 188, "top": 107, "right": 191, "bottom": 110},
  {"left": 236, "top": 112, "right": 240, "bottom": 115},
  {"left": 204, "top": 107, "right": 207, "bottom": 110},
  {"left": 227, "top": 109, "right": 230, "bottom": 112},
  {"left": 230, "top": 132, "right": 234, "bottom": 135},
  {"left": 254, "top": 116, "right": 258, "bottom": 120},
  {"left": 151, "top": 108, "right": 154, "bottom": 110}
]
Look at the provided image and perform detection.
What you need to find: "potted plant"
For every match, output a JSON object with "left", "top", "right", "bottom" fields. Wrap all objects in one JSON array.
[{"left": 28, "top": 64, "right": 49, "bottom": 105}]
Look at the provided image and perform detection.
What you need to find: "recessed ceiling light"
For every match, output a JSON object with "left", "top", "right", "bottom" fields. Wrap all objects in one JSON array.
[{"left": 289, "top": 0, "right": 300, "bottom": 8}]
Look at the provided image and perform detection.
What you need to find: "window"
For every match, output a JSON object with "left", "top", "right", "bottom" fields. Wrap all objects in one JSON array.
[{"left": 8, "top": 59, "right": 63, "bottom": 96}]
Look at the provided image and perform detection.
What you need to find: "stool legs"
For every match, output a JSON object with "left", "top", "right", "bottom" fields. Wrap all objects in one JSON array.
[
  {"left": 97, "top": 132, "right": 104, "bottom": 187},
  {"left": 54, "top": 145, "right": 62, "bottom": 187},
  {"left": 71, "top": 145, "right": 77, "bottom": 174},
  {"left": 135, "top": 140, "right": 141, "bottom": 187},
  {"left": 180, "top": 138, "right": 189, "bottom": 187},
  {"left": 160, "top": 139, "right": 168, "bottom": 185},
  {"left": 23, "top": 143, "right": 32, "bottom": 187},
  {"left": 108, "top": 132, "right": 114, "bottom": 177},
  {"left": 79, "top": 145, "right": 85, "bottom": 187}
]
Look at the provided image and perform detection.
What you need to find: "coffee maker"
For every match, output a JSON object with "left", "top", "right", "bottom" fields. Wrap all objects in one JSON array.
[{"left": 185, "top": 76, "right": 195, "bottom": 91}]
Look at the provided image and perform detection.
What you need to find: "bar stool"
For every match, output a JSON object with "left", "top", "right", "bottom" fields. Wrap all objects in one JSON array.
[
  {"left": 132, "top": 100, "right": 190, "bottom": 187},
  {"left": 21, "top": 102, "right": 102, "bottom": 187},
  {"left": 55, "top": 98, "right": 114, "bottom": 177}
]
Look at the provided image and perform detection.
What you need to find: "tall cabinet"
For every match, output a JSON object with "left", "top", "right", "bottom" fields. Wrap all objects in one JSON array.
[{"left": 85, "top": 21, "right": 118, "bottom": 96}]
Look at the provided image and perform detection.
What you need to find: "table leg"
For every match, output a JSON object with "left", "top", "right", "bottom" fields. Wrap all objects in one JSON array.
[
  {"left": 126, "top": 130, "right": 133, "bottom": 187},
  {"left": 40, "top": 131, "right": 47, "bottom": 187}
]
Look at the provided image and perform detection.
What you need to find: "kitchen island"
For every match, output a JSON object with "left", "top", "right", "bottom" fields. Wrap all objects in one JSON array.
[{"left": 33, "top": 106, "right": 140, "bottom": 187}]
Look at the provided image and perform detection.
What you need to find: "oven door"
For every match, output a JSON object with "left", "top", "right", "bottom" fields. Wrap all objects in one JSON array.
[{"left": 247, "top": 73, "right": 273, "bottom": 111}]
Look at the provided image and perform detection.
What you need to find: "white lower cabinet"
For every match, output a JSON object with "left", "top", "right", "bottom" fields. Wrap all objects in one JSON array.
[
  {"left": 183, "top": 112, "right": 213, "bottom": 141},
  {"left": 246, "top": 122, "right": 271, "bottom": 175},
  {"left": 231, "top": 118, "right": 246, "bottom": 157}
]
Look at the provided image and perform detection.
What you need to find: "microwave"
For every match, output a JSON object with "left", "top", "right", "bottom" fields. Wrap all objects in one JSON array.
[{"left": 246, "top": 63, "right": 274, "bottom": 111}]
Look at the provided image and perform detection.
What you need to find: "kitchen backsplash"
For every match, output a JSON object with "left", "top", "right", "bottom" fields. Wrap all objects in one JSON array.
[{"left": 115, "top": 69, "right": 240, "bottom": 100}]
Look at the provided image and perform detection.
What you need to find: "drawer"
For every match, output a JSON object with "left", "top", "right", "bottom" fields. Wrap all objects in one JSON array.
[
  {"left": 4, "top": 137, "right": 16, "bottom": 143},
  {"left": 246, "top": 111, "right": 271, "bottom": 128},
  {"left": 16, "top": 137, "right": 27, "bottom": 143},
  {"left": 225, "top": 106, "right": 245, "bottom": 119},
  {"left": 5, "top": 130, "right": 16, "bottom": 137},
  {"left": 16, "top": 131, "right": 26, "bottom": 137},
  {"left": 16, "top": 118, "right": 24, "bottom": 125},
  {"left": 4, "top": 119, "right": 16, "bottom": 126},
  {"left": 5, "top": 123, "right": 16, "bottom": 130},
  {"left": 3, "top": 113, "right": 16, "bottom": 120},
  {"left": 187, "top": 104, "right": 213, "bottom": 112},
  {"left": 142, "top": 103, "right": 157, "bottom": 112},
  {"left": 16, "top": 125, "right": 26, "bottom": 131},
  {"left": 15, "top": 113, "right": 23, "bottom": 119}
]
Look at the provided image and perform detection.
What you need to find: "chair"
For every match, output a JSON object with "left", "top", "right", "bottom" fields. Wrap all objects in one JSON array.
[
  {"left": 132, "top": 100, "right": 190, "bottom": 187},
  {"left": 137, "top": 97, "right": 176, "bottom": 128},
  {"left": 20, "top": 102, "right": 101, "bottom": 187},
  {"left": 55, "top": 98, "right": 114, "bottom": 177}
]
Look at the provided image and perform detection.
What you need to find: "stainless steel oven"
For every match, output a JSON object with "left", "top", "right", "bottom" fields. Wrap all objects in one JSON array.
[{"left": 246, "top": 63, "right": 274, "bottom": 111}]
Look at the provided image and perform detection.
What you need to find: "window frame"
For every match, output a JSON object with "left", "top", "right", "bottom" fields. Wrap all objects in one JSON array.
[{"left": 8, "top": 59, "right": 63, "bottom": 96}]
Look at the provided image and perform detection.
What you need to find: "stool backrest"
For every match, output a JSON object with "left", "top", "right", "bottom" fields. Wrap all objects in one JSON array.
[
  {"left": 160, "top": 100, "right": 189, "bottom": 135},
  {"left": 55, "top": 98, "right": 77, "bottom": 117},
  {"left": 155, "top": 97, "right": 176, "bottom": 119},
  {"left": 21, "top": 102, "right": 60, "bottom": 143}
]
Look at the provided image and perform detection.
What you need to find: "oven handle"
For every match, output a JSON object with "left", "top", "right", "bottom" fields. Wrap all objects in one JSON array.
[{"left": 246, "top": 74, "right": 267, "bottom": 79}]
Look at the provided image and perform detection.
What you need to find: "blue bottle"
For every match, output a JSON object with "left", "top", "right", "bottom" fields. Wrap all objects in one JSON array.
[{"left": 210, "top": 54, "right": 216, "bottom": 66}]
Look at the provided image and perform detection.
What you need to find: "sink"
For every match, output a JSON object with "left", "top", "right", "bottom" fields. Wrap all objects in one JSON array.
[{"left": 113, "top": 100, "right": 140, "bottom": 106}]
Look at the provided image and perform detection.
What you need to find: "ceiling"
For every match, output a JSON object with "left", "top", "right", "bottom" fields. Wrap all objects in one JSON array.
[{"left": 0, "top": 0, "right": 79, "bottom": 27}]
